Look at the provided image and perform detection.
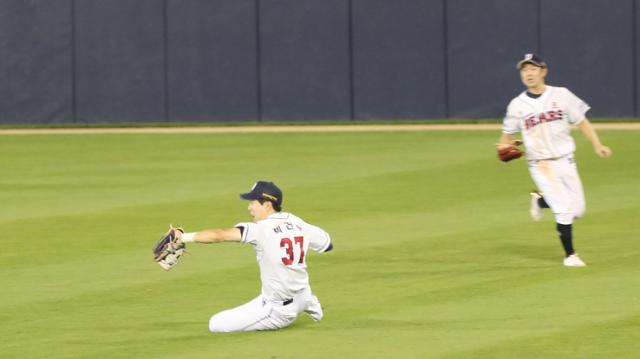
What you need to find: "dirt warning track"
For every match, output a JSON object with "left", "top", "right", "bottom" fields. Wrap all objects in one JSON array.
[{"left": 0, "top": 122, "right": 638, "bottom": 135}]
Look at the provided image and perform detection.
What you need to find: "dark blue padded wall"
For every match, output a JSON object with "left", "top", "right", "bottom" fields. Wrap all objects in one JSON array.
[
  {"left": 351, "top": 0, "right": 446, "bottom": 120},
  {"left": 166, "top": 0, "right": 258, "bottom": 122},
  {"left": 259, "top": 0, "right": 351, "bottom": 121},
  {"left": 74, "top": 0, "right": 166, "bottom": 123},
  {"left": 446, "top": 0, "right": 539, "bottom": 118},
  {"left": 637, "top": 0, "right": 640, "bottom": 117},
  {"left": 0, "top": 0, "right": 72, "bottom": 124},
  {"left": 541, "top": 0, "right": 635, "bottom": 117},
  {"left": 1, "top": 0, "right": 640, "bottom": 124}
]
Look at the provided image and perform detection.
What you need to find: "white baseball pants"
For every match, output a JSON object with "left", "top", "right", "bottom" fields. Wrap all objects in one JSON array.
[
  {"left": 208, "top": 288, "right": 323, "bottom": 333},
  {"left": 528, "top": 154, "right": 585, "bottom": 225}
]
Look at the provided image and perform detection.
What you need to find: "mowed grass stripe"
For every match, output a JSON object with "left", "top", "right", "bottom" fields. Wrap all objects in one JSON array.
[
  {"left": 4, "top": 223, "right": 637, "bottom": 358},
  {"left": 1, "top": 168, "right": 524, "bottom": 307},
  {"left": 1, "top": 130, "right": 638, "bottom": 358},
  {"left": 0, "top": 131, "right": 494, "bottom": 222},
  {"left": 444, "top": 313, "right": 640, "bottom": 359},
  {"left": 0, "top": 157, "right": 539, "bottom": 307},
  {"left": 3, "top": 212, "right": 637, "bottom": 357}
]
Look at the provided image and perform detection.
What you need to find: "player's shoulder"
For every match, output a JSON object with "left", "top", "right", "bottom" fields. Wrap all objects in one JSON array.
[
  {"left": 548, "top": 86, "right": 584, "bottom": 102},
  {"left": 282, "top": 212, "right": 306, "bottom": 225},
  {"left": 262, "top": 212, "right": 303, "bottom": 223},
  {"left": 263, "top": 211, "right": 291, "bottom": 220},
  {"left": 547, "top": 85, "right": 572, "bottom": 96}
]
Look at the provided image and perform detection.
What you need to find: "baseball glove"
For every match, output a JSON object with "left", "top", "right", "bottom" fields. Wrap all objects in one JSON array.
[
  {"left": 497, "top": 140, "right": 524, "bottom": 162},
  {"left": 153, "top": 226, "right": 186, "bottom": 271}
]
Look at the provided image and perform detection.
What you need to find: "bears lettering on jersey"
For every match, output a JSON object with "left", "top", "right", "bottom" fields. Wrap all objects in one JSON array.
[{"left": 524, "top": 109, "right": 564, "bottom": 130}]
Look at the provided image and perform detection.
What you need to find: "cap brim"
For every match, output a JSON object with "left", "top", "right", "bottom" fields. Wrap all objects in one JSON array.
[
  {"left": 240, "top": 192, "right": 260, "bottom": 200},
  {"left": 517, "top": 60, "right": 546, "bottom": 69}
]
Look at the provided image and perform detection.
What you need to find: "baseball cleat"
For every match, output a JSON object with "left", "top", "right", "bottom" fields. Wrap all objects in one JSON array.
[
  {"left": 529, "top": 191, "right": 543, "bottom": 221},
  {"left": 563, "top": 254, "right": 586, "bottom": 267}
]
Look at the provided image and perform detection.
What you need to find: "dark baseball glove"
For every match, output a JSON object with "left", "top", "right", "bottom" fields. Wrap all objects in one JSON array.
[
  {"left": 153, "top": 226, "right": 186, "bottom": 271},
  {"left": 497, "top": 140, "right": 524, "bottom": 162}
]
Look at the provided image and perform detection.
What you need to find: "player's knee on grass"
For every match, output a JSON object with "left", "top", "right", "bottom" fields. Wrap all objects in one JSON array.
[
  {"left": 208, "top": 314, "right": 230, "bottom": 333},
  {"left": 305, "top": 296, "right": 324, "bottom": 322},
  {"left": 306, "top": 309, "right": 323, "bottom": 322}
]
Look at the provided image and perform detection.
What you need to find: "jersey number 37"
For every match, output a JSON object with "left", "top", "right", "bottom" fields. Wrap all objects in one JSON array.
[{"left": 280, "top": 236, "right": 305, "bottom": 266}]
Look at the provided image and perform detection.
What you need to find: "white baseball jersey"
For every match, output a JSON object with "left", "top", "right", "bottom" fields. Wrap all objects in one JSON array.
[
  {"left": 235, "top": 212, "right": 332, "bottom": 302},
  {"left": 502, "top": 85, "right": 590, "bottom": 160}
]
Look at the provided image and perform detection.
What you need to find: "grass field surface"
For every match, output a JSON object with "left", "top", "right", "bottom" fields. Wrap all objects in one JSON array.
[{"left": 1, "top": 127, "right": 639, "bottom": 358}]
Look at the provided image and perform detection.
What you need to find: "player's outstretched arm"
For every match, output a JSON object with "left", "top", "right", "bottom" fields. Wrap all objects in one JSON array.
[
  {"left": 577, "top": 118, "right": 613, "bottom": 158},
  {"left": 176, "top": 227, "right": 242, "bottom": 244}
]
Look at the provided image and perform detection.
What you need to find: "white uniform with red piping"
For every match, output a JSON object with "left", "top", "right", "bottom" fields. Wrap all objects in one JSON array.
[
  {"left": 208, "top": 212, "right": 331, "bottom": 332},
  {"left": 502, "top": 85, "right": 590, "bottom": 224}
]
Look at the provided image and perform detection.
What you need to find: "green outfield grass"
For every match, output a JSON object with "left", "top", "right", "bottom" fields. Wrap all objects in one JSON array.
[{"left": 1, "top": 128, "right": 639, "bottom": 358}]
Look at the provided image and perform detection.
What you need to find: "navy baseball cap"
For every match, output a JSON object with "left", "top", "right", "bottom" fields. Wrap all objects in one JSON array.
[
  {"left": 516, "top": 53, "right": 547, "bottom": 69},
  {"left": 240, "top": 181, "right": 283, "bottom": 206}
]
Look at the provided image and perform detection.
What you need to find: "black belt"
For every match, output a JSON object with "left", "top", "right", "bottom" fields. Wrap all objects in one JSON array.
[{"left": 263, "top": 298, "right": 293, "bottom": 306}]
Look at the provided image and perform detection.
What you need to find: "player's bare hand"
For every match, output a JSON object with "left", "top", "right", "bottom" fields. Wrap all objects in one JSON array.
[
  {"left": 595, "top": 145, "right": 612, "bottom": 158},
  {"left": 496, "top": 140, "right": 522, "bottom": 149}
]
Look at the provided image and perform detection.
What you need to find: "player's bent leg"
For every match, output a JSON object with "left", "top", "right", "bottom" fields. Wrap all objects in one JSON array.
[
  {"left": 209, "top": 311, "right": 239, "bottom": 333},
  {"left": 304, "top": 295, "right": 323, "bottom": 322},
  {"left": 569, "top": 181, "right": 586, "bottom": 219},
  {"left": 555, "top": 212, "right": 574, "bottom": 226},
  {"left": 209, "top": 296, "right": 296, "bottom": 333},
  {"left": 528, "top": 160, "right": 571, "bottom": 217},
  {"left": 243, "top": 303, "right": 295, "bottom": 332},
  {"left": 531, "top": 174, "right": 575, "bottom": 223},
  {"left": 529, "top": 191, "right": 544, "bottom": 221},
  {"left": 563, "top": 155, "right": 586, "bottom": 219},
  {"left": 208, "top": 296, "right": 269, "bottom": 333}
]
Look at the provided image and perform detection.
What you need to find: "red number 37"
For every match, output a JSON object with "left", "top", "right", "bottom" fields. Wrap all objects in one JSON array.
[{"left": 280, "top": 236, "right": 305, "bottom": 265}]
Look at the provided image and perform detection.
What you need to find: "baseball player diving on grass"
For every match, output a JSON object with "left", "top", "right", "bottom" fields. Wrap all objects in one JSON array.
[
  {"left": 497, "top": 53, "right": 612, "bottom": 267},
  {"left": 153, "top": 181, "right": 333, "bottom": 332}
]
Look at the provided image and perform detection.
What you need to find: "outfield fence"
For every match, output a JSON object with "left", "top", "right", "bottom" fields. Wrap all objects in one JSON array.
[{"left": 1, "top": 0, "right": 639, "bottom": 124}]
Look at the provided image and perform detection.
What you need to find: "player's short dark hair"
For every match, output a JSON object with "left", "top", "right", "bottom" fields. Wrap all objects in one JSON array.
[{"left": 258, "top": 198, "right": 282, "bottom": 212}]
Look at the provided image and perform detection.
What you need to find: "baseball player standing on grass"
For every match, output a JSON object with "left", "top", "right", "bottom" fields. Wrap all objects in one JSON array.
[
  {"left": 498, "top": 53, "right": 612, "bottom": 267},
  {"left": 175, "top": 181, "right": 333, "bottom": 332}
]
